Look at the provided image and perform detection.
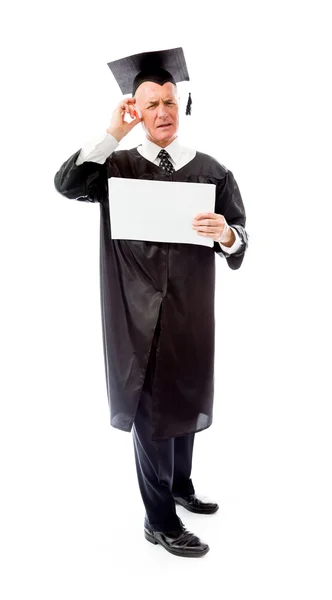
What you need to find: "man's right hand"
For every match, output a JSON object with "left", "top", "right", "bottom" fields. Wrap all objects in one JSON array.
[{"left": 106, "top": 98, "right": 143, "bottom": 142}]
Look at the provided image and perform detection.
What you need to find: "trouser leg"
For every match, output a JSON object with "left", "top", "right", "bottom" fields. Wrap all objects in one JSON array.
[
  {"left": 132, "top": 307, "right": 182, "bottom": 533},
  {"left": 171, "top": 433, "right": 196, "bottom": 497}
]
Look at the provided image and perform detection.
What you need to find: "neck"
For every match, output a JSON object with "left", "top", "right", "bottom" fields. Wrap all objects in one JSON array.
[{"left": 146, "top": 134, "right": 178, "bottom": 148}]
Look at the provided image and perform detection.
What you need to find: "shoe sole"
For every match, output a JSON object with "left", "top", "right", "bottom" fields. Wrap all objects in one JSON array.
[
  {"left": 174, "top": 500, "right": 219, "bottom": 514},
  {"left": 144, "top": 530, "right": 210, "bottom": 558}
]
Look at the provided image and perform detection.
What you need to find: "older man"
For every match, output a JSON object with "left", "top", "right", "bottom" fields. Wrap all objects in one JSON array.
[{"left": 54, "top": 48, "right": 248, "bottom": 558}]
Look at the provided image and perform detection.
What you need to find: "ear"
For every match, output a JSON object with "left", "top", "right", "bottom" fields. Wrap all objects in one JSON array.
[{"left": 133, "top": 93, "right": 142, "bottom": 119}]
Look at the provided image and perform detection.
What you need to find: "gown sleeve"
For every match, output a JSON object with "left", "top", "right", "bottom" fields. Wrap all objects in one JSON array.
[
  {"left": 53, "top": 148, "right": 120, "bottom": 203},
  {"left": 213, "top": 170, "right": 249, "bottom": 270}
]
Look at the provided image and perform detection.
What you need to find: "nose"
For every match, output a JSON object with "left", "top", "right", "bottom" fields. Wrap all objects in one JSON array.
[{"left": 156, "top": 102, "right": 168, "bottom": 119}]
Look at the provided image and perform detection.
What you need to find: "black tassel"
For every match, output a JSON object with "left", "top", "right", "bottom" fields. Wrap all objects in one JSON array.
[{"left": 185, "top": 92, "right": 192, "bottom": 115}]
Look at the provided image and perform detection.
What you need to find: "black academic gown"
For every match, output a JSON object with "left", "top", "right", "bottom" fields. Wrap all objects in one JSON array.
[{"left": 54, "top": 146, "right": 248, "bottom": 441}]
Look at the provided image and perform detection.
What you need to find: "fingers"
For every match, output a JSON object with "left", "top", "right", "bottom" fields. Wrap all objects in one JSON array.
[
  {"left": 127, "top": 101, "right": 137, "bottom": 119},
  {"left": 194, "top": 212, "right": 219, "bottom": 219},
  {"left": 193, "top": 224, "right": 220, "bottom": 232},
  {"left": 192, "top": 223, "right": 224, "bottom": 240},
  {"left": 192, "top": 213, "right": 226, "bottom": 239},
  {"left": 193, "top": 219, "right": 211, "bottom": 226},
  {"left": 191, "top": 213, "right": 230, "bottom": 242},
  {"left": 193, "top": 219, "right": 218, "bottom": 227},
  {"left": 109, "top": 97, "right": 142, "bottom": 139},
  {"left": 118, "top": 97, "right": 136, "bottom": 106},
  {"left": 193, "top": 214, "right": 226, "bottom": 229},
  {"left": 117, "top": 98, "right": 141, "bottom": 122},
  {"left": 127, "top": 115, "right": 143, "bottom": 130},
  {"left": 117, "top": 98, "right": 136, "bottom": 113}
]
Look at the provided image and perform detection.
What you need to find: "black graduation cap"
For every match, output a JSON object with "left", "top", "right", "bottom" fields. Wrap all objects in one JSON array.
[{"left": 107, "top": 47, "right": 192, "bottom": 115}]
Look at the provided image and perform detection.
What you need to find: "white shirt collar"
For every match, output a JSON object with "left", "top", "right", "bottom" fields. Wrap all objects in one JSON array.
[{"left": 140, "top": 137, "right": 182, "bottom": 165}]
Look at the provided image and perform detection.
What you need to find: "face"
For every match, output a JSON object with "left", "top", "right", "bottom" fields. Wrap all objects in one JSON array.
[{"left": 134, "top": 81, "right": 179, "bottom": 147}]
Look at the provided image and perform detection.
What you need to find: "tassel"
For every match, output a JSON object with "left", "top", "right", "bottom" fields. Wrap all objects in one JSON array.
[{"left": 185, "top": 92, "right": 192, "bottom": 115}]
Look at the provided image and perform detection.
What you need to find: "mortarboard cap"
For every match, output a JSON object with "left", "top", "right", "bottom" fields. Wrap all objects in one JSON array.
[{"left": 107, "top": 47, "right": 192, "bottom": 115}]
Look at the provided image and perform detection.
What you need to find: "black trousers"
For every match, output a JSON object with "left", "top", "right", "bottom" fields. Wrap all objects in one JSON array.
[{"left": 132, "top": 308, "right": 195, "bottom": 533}]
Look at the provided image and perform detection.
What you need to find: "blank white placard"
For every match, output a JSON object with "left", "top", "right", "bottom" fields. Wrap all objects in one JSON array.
[{"left": 108, "top": 177, "right": 216, "bottom": 247}]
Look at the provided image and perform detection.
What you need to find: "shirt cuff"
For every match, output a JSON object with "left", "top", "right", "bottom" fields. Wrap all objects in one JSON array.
[
  {"left": 218, "top": 227, "right": 242, "bottom": 254},
  {"left": 75, "top": 132, "right": 119, "bottom": 166}
]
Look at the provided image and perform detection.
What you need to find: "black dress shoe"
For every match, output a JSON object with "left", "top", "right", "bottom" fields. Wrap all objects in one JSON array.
[
  {"left": 173, "top": 494, "right": 219, "bottom": 514},
  {"left": 144, "top": 525, "right": 210, "bottom": 558}
]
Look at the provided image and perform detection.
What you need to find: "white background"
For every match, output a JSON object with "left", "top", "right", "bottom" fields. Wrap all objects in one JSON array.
[{"left": 1, "top": 1, "right": 331, "bottom": 598}]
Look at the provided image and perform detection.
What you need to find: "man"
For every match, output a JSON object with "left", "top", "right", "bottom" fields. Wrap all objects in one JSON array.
[{"left": 54, "top": 48, "right": 248, "bottom": 558}]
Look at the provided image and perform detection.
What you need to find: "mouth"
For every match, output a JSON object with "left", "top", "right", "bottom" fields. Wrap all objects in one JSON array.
[{"left": 157, "top": 124, "right": 172, "bottom": 128}]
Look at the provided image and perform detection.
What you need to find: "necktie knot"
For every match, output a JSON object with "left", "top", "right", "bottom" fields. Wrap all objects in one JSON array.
[
  {"left": 158, "top": 149, "right": 170, "bottom": 158},
  {"left": 157, "top": 149, "right": 175, "bottom": 173}
]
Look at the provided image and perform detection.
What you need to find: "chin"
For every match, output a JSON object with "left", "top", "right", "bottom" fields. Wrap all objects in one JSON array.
[{"left": 155, "top": 127, "right": 176, "bottom": 142}]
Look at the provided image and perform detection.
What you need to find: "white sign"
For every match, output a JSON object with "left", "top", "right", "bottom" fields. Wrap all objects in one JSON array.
[{"left": 108, "top": 177, "right": 216, "bottom": 247}]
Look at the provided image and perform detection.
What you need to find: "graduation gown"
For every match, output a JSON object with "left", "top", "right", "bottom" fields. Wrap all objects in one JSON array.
[{"left": 54, "top": 146, "right": 248, "bottom": 441}]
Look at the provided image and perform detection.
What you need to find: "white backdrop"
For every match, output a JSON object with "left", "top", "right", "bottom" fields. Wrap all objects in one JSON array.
[{"left": 1, "top": 1, "right": 331, "bottom": 598}]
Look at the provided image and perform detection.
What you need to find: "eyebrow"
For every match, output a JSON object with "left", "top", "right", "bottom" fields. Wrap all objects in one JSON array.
[{"left": 145, "top": 98, "right": 175, "bottom": 107}]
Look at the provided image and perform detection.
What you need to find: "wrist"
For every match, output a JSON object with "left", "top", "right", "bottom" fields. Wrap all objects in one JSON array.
[
  {"left": 106, "top": 127, "right": 124, "bottom": 142},
  {"left": 218, "top": 227, "right": 235, "bottom": 247}
]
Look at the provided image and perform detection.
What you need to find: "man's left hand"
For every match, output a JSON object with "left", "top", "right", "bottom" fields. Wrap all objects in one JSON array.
[{"left": 192, "top": 213, "right": 235, "bottom": 246}]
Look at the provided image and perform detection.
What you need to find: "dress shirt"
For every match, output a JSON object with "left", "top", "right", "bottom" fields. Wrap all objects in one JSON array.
[{"left": 76, "top": 133, "right": 243, "bottom": 253}]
